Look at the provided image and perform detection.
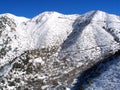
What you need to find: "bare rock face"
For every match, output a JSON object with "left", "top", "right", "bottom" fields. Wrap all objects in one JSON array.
[{"left": 0, "top": 10, "right": 120, "bottom": 90}]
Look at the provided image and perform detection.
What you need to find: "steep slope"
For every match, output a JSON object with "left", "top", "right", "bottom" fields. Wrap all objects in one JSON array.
[
  {"left": 0, "top": 10, "right": 120, "bottom": 90},
  {"left": 59, "top": 10, "right": 120, "bottom": 72},
  {"left": 72, "top": 51, "right": 120, "bottom": 90},
  {"left": 86, "top": 55, "right": 120, "bottom": 90}
]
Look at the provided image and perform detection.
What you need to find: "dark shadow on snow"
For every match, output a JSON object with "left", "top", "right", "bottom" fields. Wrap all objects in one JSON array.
[
  {"left": 71, "top": 50, "right": 120, "bottom": 90},
  {"left": 61, "top": 16, "right": 91, "bottom": 49}
]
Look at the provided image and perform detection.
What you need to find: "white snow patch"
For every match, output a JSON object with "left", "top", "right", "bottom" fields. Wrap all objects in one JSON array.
[{"left": 29, "top": 57, "right": 44, "bottom": 65}]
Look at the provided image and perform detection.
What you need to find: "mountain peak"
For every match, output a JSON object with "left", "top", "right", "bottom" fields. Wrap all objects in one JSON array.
[
  {"left": 79, "top": 10, "right": 106, "bottom": 22},
  {"left": 0, "top": 13, "right": 29, "bottom": 26},
  {"left": 32, "top": 11, "right": 63, "bottom": 21}
]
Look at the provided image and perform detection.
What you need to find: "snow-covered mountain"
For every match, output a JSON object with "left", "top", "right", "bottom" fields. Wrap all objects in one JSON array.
[{"left": 0, "top": 10, "right": 120, "bottom": 90}]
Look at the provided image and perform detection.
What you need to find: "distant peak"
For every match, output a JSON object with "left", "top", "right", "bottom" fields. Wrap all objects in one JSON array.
[
  {"left": 90, "top": 10, "right": 107, "bottom": 21},
  {"left": 79, "top": 10, "right": 107, "bottom": 22},
  {"left": 41, "top": 11, "right": 62, "bottom": 15},
  {"left": 0, "top": 13, "right": 29, "bottom": 19},
  {"left": 32, "top": 11, "right": 63, "bottom": 22},
  {"left": 35, "top": 11, "right": 63, "bottom": 17},
  {"left": 94, "top": 10, "right": 106, "bottom": 15},
  {"left": 0, "top": 13, "right": 16, "bottom": 17},
  {"left": 93, "top": 10, "right": 104, "bottom": 13},
  {"left": 89, "top": 10, "right": 106, "bottom": 14},
  {"left": 82, "top": 10, "right": 105, "bottom": 18}
]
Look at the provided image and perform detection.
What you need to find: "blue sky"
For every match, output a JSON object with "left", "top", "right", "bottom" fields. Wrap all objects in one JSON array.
[{"left": 0, "top": 0, "right": 120, "bottom": 18}]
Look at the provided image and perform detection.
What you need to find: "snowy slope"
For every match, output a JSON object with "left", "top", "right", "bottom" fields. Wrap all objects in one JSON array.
[
  {"left": 86, "top": 55, "right": 120, "bottom": 90},
  {"left": 72, "top": 52, "right": 120, "bottom": 90},
  {"left": 59, "top": 10, "right": 120, "bottom": 64},
  {"left": 18, "top": 12, "right": 79, "bottom": 50},
  {"left": 0, "top": 10, "right": 120, "bottom": 90}
]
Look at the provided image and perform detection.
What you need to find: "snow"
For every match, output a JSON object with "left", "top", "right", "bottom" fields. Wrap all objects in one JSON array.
[
  {"left": 0, "top": 10, "right": 120, "bottom": 90},
  {"left": 29, "top": 57, "right": 44, "bottom": 65},
  {"left": 17, "top": 11, "right": 79, "bottom": 50},
  {"left": 86, "top": 56, "right": 120, "bottom": 90},
  {"left": 66, "top": 87, "right": 71, "bottom": 90},
  {"left": 72, "top": 55, "right": 120, "bottom": 90},
  {"left": 0, "top": 13, "right": 29, "bottom": 25},
  {"left": 41, "top": 85, "right": 49, "bottom": 90},
  {"left": 38, "top": 76, "right": 46, "bottom": 79},
  {"left": 59, "top": 10, "right": 120, "bottom": 64}
]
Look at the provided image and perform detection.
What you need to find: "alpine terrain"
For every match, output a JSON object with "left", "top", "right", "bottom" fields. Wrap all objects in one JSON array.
[{"left": 0, "top": 10, "right": 120, "bottom": 90}]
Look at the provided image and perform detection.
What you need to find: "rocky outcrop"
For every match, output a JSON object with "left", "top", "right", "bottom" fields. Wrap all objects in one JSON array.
[{"left": 0, "top": 10, "right": 120, "bottom": 90}]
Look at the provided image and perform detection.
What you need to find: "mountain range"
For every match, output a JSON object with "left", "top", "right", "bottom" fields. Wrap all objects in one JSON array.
[{"left": 0, "top": 10, "right": 120, "bottom": 90}]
